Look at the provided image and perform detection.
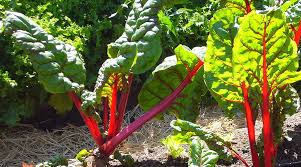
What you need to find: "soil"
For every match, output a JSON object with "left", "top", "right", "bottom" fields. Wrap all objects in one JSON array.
[
  {"left": 108, "top": 109, "right": 301, "bottom": 167},
  {"left": 0, "top": 107, "right": 300, "bottom": 167}
]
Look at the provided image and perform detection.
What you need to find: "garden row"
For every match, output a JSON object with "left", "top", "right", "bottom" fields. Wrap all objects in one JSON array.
[{"left": 1, "top": 0, "right": 301, "bottom": 166}]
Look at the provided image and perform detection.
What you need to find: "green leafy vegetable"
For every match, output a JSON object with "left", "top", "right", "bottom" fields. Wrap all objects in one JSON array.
[
  {"left": 170, "top": 119, "right": 233, "bottom": 161},
  {"left": 94, "top": 0, "right": 185, "bottom": 98},
  {"left": 139, "top": 44, "right": 207, "bottom": 121},
  {"left": 204, "top": 3, "right": 301, "bottom": 166},
  {"left": 3, "top": 11, "right": 86, "bottom": 93},
  {"left": 48, "top": 93, "right": 73, "bottom": 115},
  {"left": 189, "top": 136, "right": 219, "bottom": 167},
  {"left": 94, "top": 0, "right": 164, "bottom": 96},
  {"left": 204, "top": 8, "right": 245, "bottom": 115},
  {"left": 233, "top": 10, "right": 300, "bottom": 90},
  {"left": 161, "top": 133, "right": 187, "bottom": 158}
]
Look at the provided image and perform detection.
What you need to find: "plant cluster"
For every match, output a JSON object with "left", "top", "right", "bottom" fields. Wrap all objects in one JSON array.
[
  {"left": 1, "top": 0, "right": 208, "bottom": 164},
  {"left": 0, "top": 0, "right": 219, "bottom": 125},
  {"left": 1, "top": 0, "right": 301, "bottom": 166}
]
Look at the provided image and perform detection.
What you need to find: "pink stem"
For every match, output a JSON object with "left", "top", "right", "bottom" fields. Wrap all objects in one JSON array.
[
  {"left": 101, "top": 60, "right": 204, "bottom": 155},
  {"left": 225, "top": 145, "right": 250, "bottom": 167}
]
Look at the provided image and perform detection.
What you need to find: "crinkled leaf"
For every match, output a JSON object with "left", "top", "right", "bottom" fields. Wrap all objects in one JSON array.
[
  {"left": 95, "top": 0, "right": 183, "bottom": 97},
  {"left": 80, "top": 90, "right": 101, "bottom": 122},
  {"left": 138, "top": 45, "right": 206, "bottom": 121},
  {"left": 48, "top": 93, "right": 73, "bottom": 115},
  {"left": 204, "top": 8, "right": 245, "bottom": 114},
  {"left": 233, "top": 10, "right": 300, "bottom": 97},
  {"left": 81, "top": 90, "right": 97, "bottom": 111},
  {"left": 189, "top": 136, "right": 219, "bottom": 167},
  {"left": 171, "top": 119, "right": 232, "bottom": 161},
  {"left": 3, "top": 12, "right": 86, "bottom": 93}
]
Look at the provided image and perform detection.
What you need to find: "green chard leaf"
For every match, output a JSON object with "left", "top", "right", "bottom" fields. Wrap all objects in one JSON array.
[
  {"left": 94, "top": 0, "right": 183, "bottom": 98},
  {"left": 223, "top": 0, "right": 253, "bottom": 13},
  {"left": 205, "top": 7, "right": 301, "bottom": 115},
  {"left": 138, "top": 45, "right": 207, "bottom": 122},
  {"left": 204, "top": 8, "right": 245, "bottom": 114},
  {"left": 48, "top": 93, "right": 73, "bottom": 115},
  {"left": 232, "top": 10, "right": 300, "bottom": 96},
  {"left": 171, "top": 119, "right": 233, "bottom": 161},
  {"left": 161, "top": 133, "right": 191, "bottom": 158},
  {"left": 189, "top": 136, "right": 219, "bottom": 167},
  {"left": 3, "top": 12, "right": 86, "bottom": 93}
]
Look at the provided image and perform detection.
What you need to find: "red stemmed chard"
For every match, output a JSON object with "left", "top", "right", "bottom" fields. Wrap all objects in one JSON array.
[
  {"left": 204, "top": 0, "right": 301, "bottom": 166},
  {"left": 2, "top": 0, "right": 208, "bottom": 163}
]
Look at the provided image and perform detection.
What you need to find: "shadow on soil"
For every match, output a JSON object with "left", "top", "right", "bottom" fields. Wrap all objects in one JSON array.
[{"left": 276, "top": 124, "right": 301, "bottom": 167}]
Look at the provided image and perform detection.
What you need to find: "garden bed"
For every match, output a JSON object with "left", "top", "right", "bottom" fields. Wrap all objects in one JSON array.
[{"left": 0, "top": 106, "right": 300, "bottom": 167}]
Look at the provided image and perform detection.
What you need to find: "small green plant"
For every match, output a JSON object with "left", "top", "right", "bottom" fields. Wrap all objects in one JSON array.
[
  {"left": 75, "top": 149, "right": 90, "bottom": 162},
  {"left": 162, "top": 120, "right": 248, "bottom": 167}
]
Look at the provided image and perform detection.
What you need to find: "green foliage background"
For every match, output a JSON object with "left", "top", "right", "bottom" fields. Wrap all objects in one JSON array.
[
  {"left": 0, "top": 0, "right": 130, "bottom": 125},
  {"left": 0, "top": 0, "right": 219, "bottom": 125}
]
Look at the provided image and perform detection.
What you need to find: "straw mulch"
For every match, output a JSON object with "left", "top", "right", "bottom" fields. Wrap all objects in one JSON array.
[
  {"left": 0, "top": 106, "right": 174, "bottom": 167},
  {"left": 0, "top": 124, "right": 95, "bottom": 167}
]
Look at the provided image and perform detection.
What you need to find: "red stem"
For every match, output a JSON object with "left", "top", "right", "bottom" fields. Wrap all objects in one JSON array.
[
  {"left": 262, "top": 23, "right": 273, "bottom": 167},
  {"left": 115, "top": 74, "right": 133, "bottom": 134},
  {"left": 107, "top": 75, "right": 119, "bottom": 140},
  {"left": 68, "top": 92, "right": 104, "bottom": 147},
  {"left": 241, "top": 82, "right": 260, "bottom": 167},
  {"left": 103, "top": 97, "right": 109, "bottom": 131},
  {"left": 225, "top": 145, "right": 250, "bottom": 167},
  {"left": 244, "top": 0, "right": 251, "bottom": 13},
  {"left": 294, "top": 20, "right": 301, "bottom": 46},
  {"left": 101, "top": 60, "right": 204, "bottom": 155}
]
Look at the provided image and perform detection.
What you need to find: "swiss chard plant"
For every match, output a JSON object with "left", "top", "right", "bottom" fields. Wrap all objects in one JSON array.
[
  {"left": 204, "top": 0, "right": 301, "bottom": 167},
  {"left": 1, "top": 0, "right": 210, "bottom": 164}
]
